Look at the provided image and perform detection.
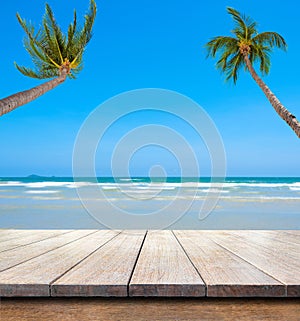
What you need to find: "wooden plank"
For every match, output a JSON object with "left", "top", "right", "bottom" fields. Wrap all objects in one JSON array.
[
  {"left": 226, "top": 230, "right": 300, "bottom": 248},
  {"left": 205, "top": 231, "right": 300, "bottom": 297},
  {"left": 210, "top": 230, "right": 300, "bottom": 297},
  {"left": 2, "top": 298, "right": 300, "bottom": 321},
  {"left": 129, "top": 230, "right": 205, "bottom": 297},
  {"left": 282, "top": 230, "right": 300, "bottom": 235},
  {"left": 0, "top": 230, "right": 37, "bottom": 243},
  {"left": 0, "top": 230, "right": 96, "bottom": 272},
  {"left": 283, "top": 230, "right": 300, "bottom": 237},
  {"left": 174, "top": 231, "right": 285, "bottom": 297},
  {"left": 0, "top": 229, "right": 298, "bottom": 298},
  {"left": 0, "top": 230, "right": 71, "bottom": 253},
  {"left": 270, "top": 230, "right": 300, "bottom": 244},
  {"left": 0, "top": 230, "right": 119, "bottom": 297},
  {"left": 51, "top": 231, "right": 146, "bottom": 297}
]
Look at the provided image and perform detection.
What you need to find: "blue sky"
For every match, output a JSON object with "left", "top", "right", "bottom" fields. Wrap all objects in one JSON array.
[{"left": 0, "top": 0, "right": 299, "bottom": 177}]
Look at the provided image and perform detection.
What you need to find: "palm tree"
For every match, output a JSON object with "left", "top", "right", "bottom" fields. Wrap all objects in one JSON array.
[
  {"left": 206, "top": 7, "right": 300, "bottom": 138},
  {"left": 0, "top": 0, "right": 96, "bottom": 117}
]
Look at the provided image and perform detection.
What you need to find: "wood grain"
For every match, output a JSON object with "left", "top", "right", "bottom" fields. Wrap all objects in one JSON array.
[
  {"left": 0, "top": 230, "right": 298, "bottom": 298},
  {"left": 1, "top": 298, "right": 300, "bottom": 321},
  {"left": 205, "top": 230, "right": 300, "bottom": 297},
  {"left": 282, "top": 230, "right": 300, "bottom": 239},
  {"left": 0, "top": 230, "right": 96, "bottom": 271},
  {"left": 129, "top": 230, "right": 205, "bottom": 297},
  {"left": 0, "top": 230, "right": 71, "bottom": 253},
  {"left": 0, "top": 230, "right": 36, "bottom": 243},
  {"left": 174, "top": 230, "right": 284, "bottom": 297},
  {"left": 0, "top": 230, "right": 118, "bottom": 296},
  {"left": 244, "top": 230, "right": 300, "bottom": 245},
  {"left": 51, "top": 231, "right": 146, "bottom": 297},
  {"left": 226, "top": 230, "right": 300, "bottom": 247}
]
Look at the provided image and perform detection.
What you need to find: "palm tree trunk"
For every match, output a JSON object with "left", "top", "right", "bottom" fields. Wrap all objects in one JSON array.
[
  {"left": 0, "top": 73, "right": 67, "bottom": 117},
  {"left": 243, "top": 54, "right": 300, "bottom": 138}
]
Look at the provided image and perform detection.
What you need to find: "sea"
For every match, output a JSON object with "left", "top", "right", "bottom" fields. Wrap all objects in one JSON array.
[{"left": 0, "top": 176, "right": 299, "bottom": 229}]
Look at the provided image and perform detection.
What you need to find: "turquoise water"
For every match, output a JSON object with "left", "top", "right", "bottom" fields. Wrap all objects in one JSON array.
[{"left": 0, "top": 177, "right": 299, "bottom": 229}]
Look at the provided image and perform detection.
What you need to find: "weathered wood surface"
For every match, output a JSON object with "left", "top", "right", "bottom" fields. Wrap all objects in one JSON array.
[
  {"left": 174, "top": 230, "right": 284, "bottom": 297},
  {"left": 0, "top": 230, "right": 299, "bottom": 298},
  {"left": 0, "top": 230, "right": 96, "bottom": 272},
  {"left": 282, "top": 230, "right": 300, "bottom": 239},
  {"left": 204, "top": 231, "right": 300, "bottom": 297},
  {"left": 0, "top": 230, "right": 71, "bottom": 253},
  {"left": 1, "top": 298, "right": 300, "bottom": 321},
  {"left": 228, "top": 230, "right": 300, "bottom": 246},
  {"left": 52, "top": 231, "right": 146, "bottom": 297},
  {"left": 251, "top": 230, "right": 300, "bottom": 245},
  {"left": 0, "top": 229, "right": 38, "bottom": 243},
  {"left": 0, "top": 230, "right": 118, "bottom": 296},
  {"left": 129, "top": 230, "right": 205, "bottom": 297}
]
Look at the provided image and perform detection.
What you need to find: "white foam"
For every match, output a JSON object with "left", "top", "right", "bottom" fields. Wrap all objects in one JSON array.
[
  {"left": 289, "top": 187, "right": 300, "bottom": 191},
  {"left": 197, "top": 189, "right": 230, "bottom": 193},
  {"left": 130, "top": 186, "right": 176, "bottom": 190},
  {"left": 31, "top": 196, "right": 62, "bottom": 200},
  {"left": 26, "top": 190, "right": 59, "bottom": 194},
  {"left": 219, "top": 196, "right": 300, "bottom": 200},
  {"left": 0, "top": 181, "right": 23, "bottom": 186},
  {"left": 0, "top": 181, "right": 94, "bottom": 189},
  {"left": 66, "top": 182, "right": 95, "bottom": 188},
  {"left": 102, "top": 186, "right": 119, "bottom": 190},
  {"left": 1, "top": 180, "right": 300, "bottom": 190}
]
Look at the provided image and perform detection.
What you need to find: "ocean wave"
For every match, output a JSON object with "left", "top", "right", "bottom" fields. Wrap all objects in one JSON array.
[
  {"left": 31, "top": 196, "right": 63, "bottom": 200},
  {"left": 289, "top": 187, "right": 300, "bottom": 191},
  {"left": 0, "top": 181, "right": 94, "bottom": 189},
  {"left": 187, "top": 182, "right": 300, "bottom": 188},
  {"left": 0, "top": 181, "right": 23, "bottom": 186},
  {"left": 101, "top": 186, "right": 119, "bottom": 190},
  {"left": 219, "top": 196, "right": 300, "bottom": 200},
  {"left": 1, "top": 180, "right": 300, "bottom": 190},
  {"left": 108, "top": 182, "right": 300, "bottom": 189},
  {"left": 25, "top": 190, "right": 59, "bottom": 194},
  {"left": 197, "top": 189, "right": 230, "bottom": 193},
  {"left": 128, "top": 186, "right": 176, "bottom": 190}
]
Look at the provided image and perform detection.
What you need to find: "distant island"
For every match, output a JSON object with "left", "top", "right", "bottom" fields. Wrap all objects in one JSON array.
[{"left": 26, "top": 174, "right": 56, "bottom": 179}]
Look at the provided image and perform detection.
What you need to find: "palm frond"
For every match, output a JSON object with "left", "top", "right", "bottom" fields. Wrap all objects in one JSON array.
[
  {"left": 216, "top": 48, "right": 239, "bottom": 71},
  {"left": 225, "top": 53, "right": 244, "bottom": 83},
  {"left": 206, "top": 36, "right": 238, "bottom": 57},
  {"left": 65, "top": 10, "right": 77, "bottom": 54},
  {"left": 253, "top": 32, "right": 287, "bottom": 50},
  {"left": 250, "top": 44, "right": 271, "bottom": 75},
  {"left": 79, "top": 0, "right": 97, "bottom": 46},
  {"left": 68, "top": 0, "right": 97, "bottom": 66},
  {"left": 205, "top": 7, "right": 287, "bottom": 83},
  {"left": 23, "top": 38, "right": 52, "bottom": 68},
  {"left": 16, "top": 13, "right": 35, "bottom": 42},
  {"left": 15, "top": 63, "right": 47, "bottom": 79},
  {"left": 44, "top": 4, "right": 65, "bottom": 62},
  {"left": 227, "top": 7, "right": 257, "bottom": 40},
  {"left": 15, "top": 0, "right": 97, "bottom": 80}
]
